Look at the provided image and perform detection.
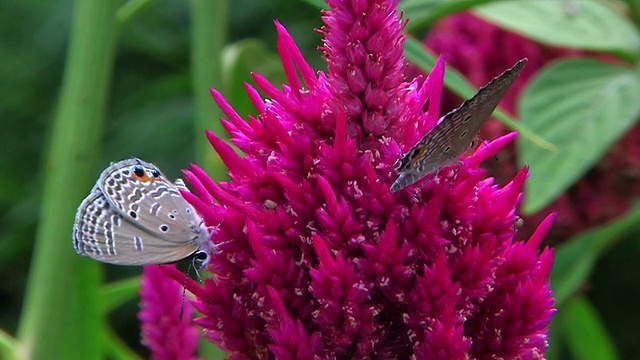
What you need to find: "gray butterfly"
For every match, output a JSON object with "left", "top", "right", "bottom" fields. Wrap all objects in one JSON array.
[
  {"left": 391, "top": 58, "right": 527, "bottom": 192},
  {"left": 73, "top": 158, "right": 215, "bottom": 267}
]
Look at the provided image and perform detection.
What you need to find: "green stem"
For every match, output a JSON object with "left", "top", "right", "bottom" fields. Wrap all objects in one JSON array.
[
  {"left": 190, "top": 2, "right": 229, "bottom": 358},
  {"left": 191, "top": 0, "right": 228, "bottom": 178},
  {"left": 18, "top": 1, "right": 118, "bottom": 359},
  {"left": 0, "top": 329, "right": 18, "bottom": 360}
]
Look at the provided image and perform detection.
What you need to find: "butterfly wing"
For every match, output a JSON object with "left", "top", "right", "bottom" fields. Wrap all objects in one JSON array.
[
  {"left": 96, "top": 158, "right": 206, "bottom": 244},
  {"left": 73, "top": 190, "right": 200, "bottom": 265},
  {"left": 392, "top": 59, "right": 527, "bottom": 192},
  {"left": 390, "top": 172, "right": 427, "bottom": 192}
]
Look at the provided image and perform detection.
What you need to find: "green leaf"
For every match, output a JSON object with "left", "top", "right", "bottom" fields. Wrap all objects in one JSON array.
[
  {"left": 551, "top": 202, "right": 640, "bottom": 306},
  {"left": 558, "top": 296, "right": 619, "bottom": 360},
  {"left": 519, "top": 59, "right": 640, "bottom": 213},
  {"left": 404, "top": 37, "right": 556, "bottom": 151},
  {"left": 474, "top": 0, "right": 640, "bottom": 60},
  {"left": 100, "top": 277, "right": 141, "bottom": 314},
  {"left": 104, "top": 325, "right": 142, "bottom": 360}
]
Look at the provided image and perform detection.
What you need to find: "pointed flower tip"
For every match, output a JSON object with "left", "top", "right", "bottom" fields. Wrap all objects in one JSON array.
[
  {"left": 274, "top": 19, "right": 285, "bottom": 33},
  {"left": 430, "top": 60, "right": 445, "bottom": 90},
  {"left": 178, "top": 187, "right": 196, "bottom": 201},
  {"left": 189, "top": 162, "right": 206, "bottom": 175},
  {"left": 273, "top": 21, "right": 315, "bottom": 89},
  {"left": 540, "top": 212, "right": 557, "bottom": 230},
  {"left": 500, "top": 131, "right": 519, "bottom": 142},
  {"left": 274, "top": 20, "right": 296, "bottom": 49},
  {"left": 528, "top": 212, "right": 557, "bottom": 249},
  {"left": 205, "top": 131, "right": 234, "bottom": 158},
  {"left": 434, "top": 55, "right": 446, "bottom": 73},
  {"left": 486, "top": 131, "right": 517, "bottom": 151},
  {"left": 206, "top": 130, "right": 226, "bottom": 149},
  {"left": 510, "top": 167, "right": 529, "bottom": 189},
  {"left": 209, "top": 88, "right": 225, "bottom": 105},
  {"left": 419, "top": 56, "right": 445, "bottom": 130},
  {"left": 468, "top": 132, "right": 517, "bottom": 167}
]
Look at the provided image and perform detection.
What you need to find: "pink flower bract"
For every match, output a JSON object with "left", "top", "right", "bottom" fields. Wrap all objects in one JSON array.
[{"left": 138, "top": 265, "right": 199, "bottom": 360}]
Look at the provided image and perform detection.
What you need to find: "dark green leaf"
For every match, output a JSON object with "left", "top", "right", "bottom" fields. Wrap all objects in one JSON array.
[
  {"left": 551, "top": 202, "right": 640, "bottom": 305},
  {"left": 558, "top": 296, "right": 619, "bottom": 360},
  {"left": 519, "top": 59, "right": 640, "bottom": 213},
  {"left": 474, "top": 0, "right": 640, "bottom": 60},
  {"left": 101, "top": 277, "right": 141, "bottom": 314}
]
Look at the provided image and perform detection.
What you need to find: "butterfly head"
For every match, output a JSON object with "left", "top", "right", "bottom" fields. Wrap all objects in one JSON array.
[{"left": 129, "top": 160, "right": 163, "bottom": 184}]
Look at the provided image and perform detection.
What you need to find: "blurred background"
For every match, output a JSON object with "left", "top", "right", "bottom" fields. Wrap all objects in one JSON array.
[{"left": 2, "top": 0, "right": 640, "bottom": 359}]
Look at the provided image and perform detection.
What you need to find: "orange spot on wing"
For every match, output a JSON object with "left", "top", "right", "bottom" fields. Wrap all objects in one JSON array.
[
  {"left": 410, "top": 147, "right": 426, "bottom": 161},
  {"left": 133, "top": 172, "right": 151, "bottom": 182}
]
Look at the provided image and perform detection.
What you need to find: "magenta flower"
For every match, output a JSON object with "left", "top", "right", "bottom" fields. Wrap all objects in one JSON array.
[
  {"left": 423, "top": 12, "right": 640, "bottom": 241},
  {"left": 138, "top": 265, "right": 198, "bottom": 360},
  {"left": 152, "top": 1, "right": 555, "bottom": 358}
]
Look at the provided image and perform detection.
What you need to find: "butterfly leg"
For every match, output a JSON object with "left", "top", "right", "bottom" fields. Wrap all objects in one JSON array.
[{"left": 448, "top": 161, "right": 464, "bottom": 190}]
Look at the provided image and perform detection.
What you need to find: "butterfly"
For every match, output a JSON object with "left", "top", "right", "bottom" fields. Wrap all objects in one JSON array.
[
  {"left": 73, "top": 158, "right": 216, "bottom": 269},
  {"left": 391, "top": 58, "right": 527, "bottom": 192}
]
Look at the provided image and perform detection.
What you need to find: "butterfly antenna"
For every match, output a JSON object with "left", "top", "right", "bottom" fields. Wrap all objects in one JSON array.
[
  {"left": 180, "top": 257, "right": 204, "bottom": 320},
  {"left": 477, "top": 138, "right": 500, "bottom": 162},
  {"left": 190, "top": 256, "right": 204, "bottom": 284}
]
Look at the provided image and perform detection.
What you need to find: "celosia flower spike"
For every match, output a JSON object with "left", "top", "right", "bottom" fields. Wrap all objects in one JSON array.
[
  {"left": 139, "top": 1, "right": 556, "bottom": 359},
  {"left": 138, "top": 265, "right": 198, "bottom": 359}
]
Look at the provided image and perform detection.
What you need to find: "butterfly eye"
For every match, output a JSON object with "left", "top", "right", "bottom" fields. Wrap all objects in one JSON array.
[{"left": 192, "top": 250, "right": 210, "bottom": 270}]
